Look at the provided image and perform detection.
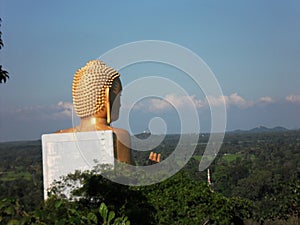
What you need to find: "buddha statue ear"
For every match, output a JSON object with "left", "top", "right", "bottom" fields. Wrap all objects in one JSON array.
[{"left": 105, "top": 87, "right": 111, "bottom": 125}]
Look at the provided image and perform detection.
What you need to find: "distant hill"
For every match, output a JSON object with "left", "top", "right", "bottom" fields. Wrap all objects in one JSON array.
[
  {"left": 231, "top": 126, "right": 289, "bottom": 133},
  {"left": 250, "top": 126, "right": 289, "bottom": 133}
]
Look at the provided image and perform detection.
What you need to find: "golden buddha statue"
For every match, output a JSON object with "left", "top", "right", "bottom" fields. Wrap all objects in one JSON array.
[{"left": 56, "top": 60, "right": 160, "bottom": 164}]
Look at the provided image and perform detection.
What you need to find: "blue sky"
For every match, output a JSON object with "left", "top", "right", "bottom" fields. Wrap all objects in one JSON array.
[{"left": 0, "top": 0, "right": 300, "bottom": 141}]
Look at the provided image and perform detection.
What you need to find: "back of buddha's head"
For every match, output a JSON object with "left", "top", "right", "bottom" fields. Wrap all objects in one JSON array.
[{"left": 72, "top": 60, "right": 121, "bottom": 118}]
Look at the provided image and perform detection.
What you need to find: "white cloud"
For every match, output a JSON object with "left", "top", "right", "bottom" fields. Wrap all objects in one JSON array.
[
  {"left": 227, "top": 93, "right": 254, "bottom": 108},
  {"left": 133, "top": 94, "right": 204, "bottom": 112},
  {"left": 205, "top": 95, "right": 227, "bottom": 107},
  {"left": 132, "top": 93, "right": 280, "bottom": 113},
  {"left": 286, "top": 95, "right": 300, "bottom": 103},
  {"left": 259, "top": 96, "right": 275, "bottom": 103},
  {"left": 148, "top": 98, "right": 170, "bottom": 112},
  {"left": 8, "top": 101, "right": 73, "bottom": 121},
  {"left": 55, "top": 101, "right": 73, "bottom": 118},
  {"left": 164, "top": 94, "right": 204, "bottom": 109},
  {"left": 206, "top": 93, "right": 253, "bottom": 108}
]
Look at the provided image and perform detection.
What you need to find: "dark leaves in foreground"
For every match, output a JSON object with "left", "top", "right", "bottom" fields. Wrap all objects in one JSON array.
[{"left": 0, "top": 65, "right": 9, "bottom": 83}]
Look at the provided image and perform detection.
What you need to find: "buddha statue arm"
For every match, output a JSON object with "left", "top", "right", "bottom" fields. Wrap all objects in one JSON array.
[
  {"left": 112, "top": 128, "right": 132, "bottom": 164},
  {"left": 113, "top": 128, "right": 161, "bottom": 165}
]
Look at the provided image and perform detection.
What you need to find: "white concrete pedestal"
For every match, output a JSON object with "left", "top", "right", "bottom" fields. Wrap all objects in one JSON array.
[{"left": 42, "top": 130, "right": 114, "bottom": 199}]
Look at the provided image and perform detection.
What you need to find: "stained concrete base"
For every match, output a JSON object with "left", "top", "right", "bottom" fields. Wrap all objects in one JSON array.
[{"left": 42, "top": 130, "right": 114, "bottom": 199}]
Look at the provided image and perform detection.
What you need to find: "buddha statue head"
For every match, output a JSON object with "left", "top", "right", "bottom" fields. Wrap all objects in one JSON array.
[{"left": 72, "top": 60, "right": 122, "bottom": 124}]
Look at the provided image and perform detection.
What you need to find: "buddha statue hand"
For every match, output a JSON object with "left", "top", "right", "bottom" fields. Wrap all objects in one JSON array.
[{"left": 148, "top": 152, "right": 161, "bottom": 165}]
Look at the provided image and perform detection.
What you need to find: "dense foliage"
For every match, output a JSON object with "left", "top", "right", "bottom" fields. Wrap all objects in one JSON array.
[{"left": 0, "top": 130, "right": 299, "bottom": 224}]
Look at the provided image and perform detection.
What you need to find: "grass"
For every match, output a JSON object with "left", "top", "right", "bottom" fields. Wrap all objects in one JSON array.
[
  {"left": 193, "top": 153, "right": 248, "bottom": 163},
  {"left": 222, "top": 153, "right": 241, "bottom": 162},
  {"left": 0, "top": 171, "right": 32, "bottom": 181}
]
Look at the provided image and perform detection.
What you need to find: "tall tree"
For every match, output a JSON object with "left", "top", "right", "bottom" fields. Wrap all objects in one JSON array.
[{"left": 0, "top": 18, "right": 9, "bottom": 83}]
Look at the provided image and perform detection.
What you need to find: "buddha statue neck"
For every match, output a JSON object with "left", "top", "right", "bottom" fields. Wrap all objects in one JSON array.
[{"left": 76, "top": 115, "right": 111, "bottom": 132}]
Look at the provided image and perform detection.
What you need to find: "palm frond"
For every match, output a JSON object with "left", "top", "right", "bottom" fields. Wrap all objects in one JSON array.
[{"left": 0, "top": 65, "right": 9, "bottom": 83}]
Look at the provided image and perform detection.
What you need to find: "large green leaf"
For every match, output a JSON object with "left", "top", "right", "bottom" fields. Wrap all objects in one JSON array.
[
  {"left": 99, "top": 202, "right": 108, "bottom": 221},
  {"left": 107, "top": 211, "right": 115, "bottom": 224}
]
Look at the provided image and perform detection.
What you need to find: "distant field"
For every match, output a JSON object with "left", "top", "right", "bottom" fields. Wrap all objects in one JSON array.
[
  {"left": 0, "top": 171, "right": 32, "bottom": 181},
  {"left": 193, "top": 153, "right": 250, "bottom": 162},
  {"left": 222, "top": 153, "right": 241, "bottom": 162}
]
